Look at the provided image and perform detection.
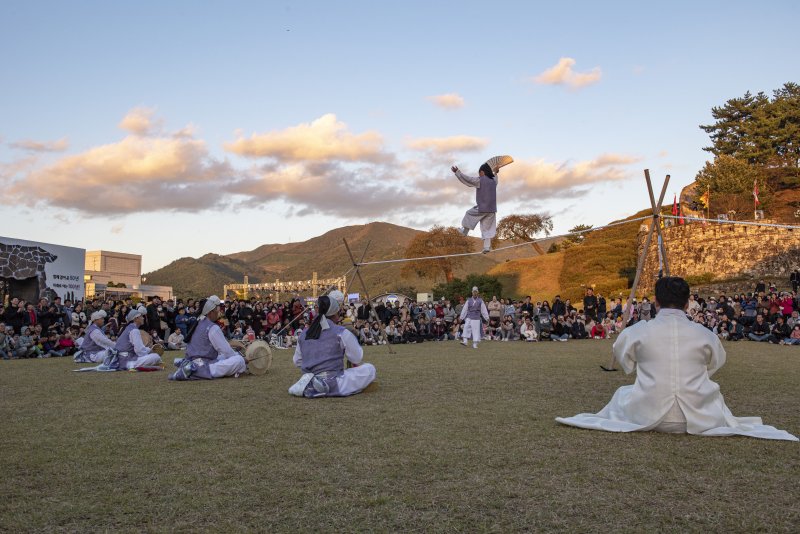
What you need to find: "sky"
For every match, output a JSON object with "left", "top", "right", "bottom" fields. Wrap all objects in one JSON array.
[{"left": 1, "top": 0, "right": 798, "bottom": 272}]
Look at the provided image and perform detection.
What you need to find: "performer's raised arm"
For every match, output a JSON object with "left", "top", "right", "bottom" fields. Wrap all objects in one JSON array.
[{"left": 452, "top": 166, "right": 480, "bottom": 187}]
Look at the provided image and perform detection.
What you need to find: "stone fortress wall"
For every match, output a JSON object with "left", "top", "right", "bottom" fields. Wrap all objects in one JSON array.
[{"left": 638, "top": 220, "right": 800, "bottom": 292}]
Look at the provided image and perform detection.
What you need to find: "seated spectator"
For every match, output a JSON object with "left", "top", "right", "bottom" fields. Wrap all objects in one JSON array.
[
  {"left": 748, "top": 314, "right": 771, "bottom": 342},
  {"left": 729, "top": 319, "right": 744, "bottom": 341},
  {"left": 167, "top": 330, "right": 187, "bottom": 350},
  {"left": 500, "top": 316, "right": 516, "bottom": 341},
  {"left": 42, "top": 332, "right": 64, "bottom": 357},
  {"left": 715, "top": 317, "right": 731, "bottom": 340},
  {"left": 430, "top": 317, "right": 447, "bottom": 341},
  {"left": 591, "top": 321, "right": 606, "bottom": 339},
  {"left": 768, "top": 316, "right": 790, "bottom": 344},
  {"left": 520, "top": 317, "right": 537, "bottom": 342},
  {"left": 571, "top": 316, "right": 589, "bottom": 339},
  {"left": 783, "top": 324, "right": 800, "bottom": 345},
  {"left": 551, "top": 316, "right": 569, "bottom": 342},
  {"left": 385, "top": 319, "right": 402, "bottom": 344}
]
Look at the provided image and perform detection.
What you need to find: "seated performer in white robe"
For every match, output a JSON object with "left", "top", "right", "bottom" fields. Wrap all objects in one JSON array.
[
  {"left": 169, "top": 296, "right": 246, "bottom": 380},
  {"left": 289, "top": 294, "right": 376, "bottom": 398},
  {"left": 556, "top": 277, "right": 798, "bottom": 441},
  {"left": 460, "top": 286, "right": 489, "bottom": 349},
  {"left": 73, "top": 310, "right": 116, "bottom": 363},
  {"left": 108, "top": 307, "right": 163, "bottom": 370}
]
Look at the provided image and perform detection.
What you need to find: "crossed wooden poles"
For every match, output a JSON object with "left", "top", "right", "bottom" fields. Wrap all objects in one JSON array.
[
  {"left": 602, "top": 170, "right": 670, "bottom": 371},
  {"left": 343, "top": 238, "right": 396, "bottom": 355}
]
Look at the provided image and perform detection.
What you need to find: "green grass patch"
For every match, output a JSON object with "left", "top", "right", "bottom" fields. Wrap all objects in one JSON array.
[{"left": 1, "top": 341, "right": 798, "bottom": 532}]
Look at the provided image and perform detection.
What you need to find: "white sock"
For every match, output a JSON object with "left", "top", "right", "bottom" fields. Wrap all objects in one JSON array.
[{"left": 483, "top": 238, "right": 491, "bottom": 250}]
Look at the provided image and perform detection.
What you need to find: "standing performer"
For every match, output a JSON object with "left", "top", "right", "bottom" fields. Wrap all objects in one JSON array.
[
  {"left": 460, "top": 286, "right": 489, "bottom": 349},
  {"left": 452, "top": 155, "right": 513, "bottom": 253},
  {"left": 109, "top": 307, "right": 163, "bottom": 370},
  {"left": 169, "top": 296, "right": 247, "bottom": 381},
  {"left": 289, "top": 295, "right": 376, "bottom": 398},
  {"left": 73, "top": 310, "right": 117, "bottom": 363},
  {"left": 556, "top": 277, "right": 798, "bottom": 441}
]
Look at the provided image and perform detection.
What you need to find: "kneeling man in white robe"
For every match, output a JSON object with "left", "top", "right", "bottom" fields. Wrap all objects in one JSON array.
[
  {"left": 110, "top": 307, "right": 163, "bottom": 370},
  {"left": 556, "top": 276, "right": 798, "bottom": 441},
  {"left": 169, "top": 296, "right": 246, "bottom": 380},
  {"left": 74, "top": 310, "right": 117, "bottom": 363},
  {"left": 289, "top": 294, "right": 376, "bottom": 398}
]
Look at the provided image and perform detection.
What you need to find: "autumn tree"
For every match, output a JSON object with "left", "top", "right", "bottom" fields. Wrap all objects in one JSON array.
[
  {"left": 700, "top": 82, "right": 800, "bottom": 187},
  {"left": 491, "top": 213, "right": 554, "bottom": 254},
  {"left": 400, "top": 225, "right": 472, "bottom": 283}
]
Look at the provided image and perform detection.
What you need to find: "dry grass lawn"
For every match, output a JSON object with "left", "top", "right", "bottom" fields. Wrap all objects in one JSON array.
[{"left": 1, "top": 341, "right": 798, "bottom": 532}]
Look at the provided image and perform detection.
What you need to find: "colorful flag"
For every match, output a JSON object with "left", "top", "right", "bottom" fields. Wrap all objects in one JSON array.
[
  {"left": 672, "top": 194, "right": 678, "bottom": 215},
  {"left": 699, "top": 189, "right": 710, "bottom": 207},
  {"left": 678, "top": 205, "right": 685, "bottom": 225},
  {"left": 753, "top": 179, "right": 760, "bottom": 205}
]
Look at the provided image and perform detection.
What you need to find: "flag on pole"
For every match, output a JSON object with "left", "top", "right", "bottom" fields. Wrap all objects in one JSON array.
[
  {"left": 753, "top": 179, "right": 760, "bottom": 206},
  {"left": 672, "top": 194, "right": 678, "bottom": 215},
  {"left": 699, "top": 189, "right": 710, "bottom": 207},
  {"left": 679, "top": 205, "right": 685, "bottom": 225}
]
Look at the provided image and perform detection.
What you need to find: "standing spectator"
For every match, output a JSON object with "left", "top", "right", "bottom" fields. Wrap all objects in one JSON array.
[
  {"left": 597, "top": 293, "right": 607, "bottom": 318},
  {"left": 791, "top": 269, "right": 800, "bottom": 293},
  {"left": 583, "top": 288, "right": 598, "bottom": 321}
]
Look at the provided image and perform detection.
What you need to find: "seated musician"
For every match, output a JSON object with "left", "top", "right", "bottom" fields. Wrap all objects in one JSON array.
[
  {"left": 289, "top": 294, "right": 376, "bottom": 398},
  {"left": 169, "top": 296, "right": 247, "bottom": 381},
  {"left": 74, "top": 310, "right": 117, "bottom": 363},
  {"left": 107, "top": 307, "right": 163, "bottom": 370}
]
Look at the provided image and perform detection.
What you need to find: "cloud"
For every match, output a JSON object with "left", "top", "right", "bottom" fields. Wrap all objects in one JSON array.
[
  {"left": 119, "top": 106, "right": 163, "bottom": 136},
  {"left": 533, "top": 57, "right": 602, "bottom": 89},
  {"left": 5, "top": 134, "right": 234, "bottom": 215},
  {"left": 9, "top": 137, "right": 69, "bottom": 152},
  {"left": 406, "top": 135, "right": 489, "bottom": 154},
  {"left": 224, "top": 114, "right": 389, "bottom": 163},
  {"left": 500, "top": 153, "right": 641, "bottom": 199},
  {"left": 110, "top": 223, "right": 124, "bottom": 234},
  {"left": 426, "top": 93, "right": 465, "bottom": 109}
]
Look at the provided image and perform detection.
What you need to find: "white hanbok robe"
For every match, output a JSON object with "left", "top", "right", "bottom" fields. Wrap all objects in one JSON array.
[
  {"left": 291, "top": 328, "right": 376, "bottom": 396},
  {"left": 123, "top": 329, "right": 163, "bottom": 370},
  {"left": 82, "top": 328, "right": 117, "bottom": 363},
  {"left": 460, "top": 298, "right": 490, "bottom": 344},
  {"left": 202, "top": 325, "right": 247, "bottom": 378},
  {"left": 556, "top": 308, "right": 798, "bottom": 441}
]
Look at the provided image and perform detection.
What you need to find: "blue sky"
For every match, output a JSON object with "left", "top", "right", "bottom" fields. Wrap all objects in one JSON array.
[{"left": 1, "top": 1, "right": 798, "bottom": 271}]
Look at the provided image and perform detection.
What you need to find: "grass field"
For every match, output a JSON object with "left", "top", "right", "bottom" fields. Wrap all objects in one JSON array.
[{"left": 1, "top": 341, "right": 798, "bottom": 532}]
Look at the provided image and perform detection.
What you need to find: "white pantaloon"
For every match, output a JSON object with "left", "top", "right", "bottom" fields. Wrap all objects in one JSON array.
[
  {"left": 122, "top": 353, "right": 163, "bottom": 369},
  {"left": 337, "top": 363, "right": 377, "bottom": 396},
  {"left": 462, "top": 207, "right": 496, "bottom": 239},
  {"left": 208, "top": 353, "right": 247, "bottom": 378},
  {"left": 461, "top": 319, "right": 483, "bottom": 344}
]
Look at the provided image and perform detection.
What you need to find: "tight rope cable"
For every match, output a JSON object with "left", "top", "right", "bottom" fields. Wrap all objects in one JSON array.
[
  {"left": 662, "top": 215, "right": 800, "bottom": 230},
  {"left": 357, "top": 215, "right": 654, "bottom": 266}
]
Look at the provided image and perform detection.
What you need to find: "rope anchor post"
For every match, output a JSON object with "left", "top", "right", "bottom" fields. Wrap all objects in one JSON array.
[{"left": 602, "top": 169, "right": 670, "bottom": 372}]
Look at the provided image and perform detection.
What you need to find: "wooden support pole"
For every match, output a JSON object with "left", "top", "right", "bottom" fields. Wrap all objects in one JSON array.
[
  {"left": 343, "top": 238, "right": 395, "bottom": 354},
  {"left": 645, "top": 170, "right": 671, "bottom": 276},
  {"left": 602, "top": 170, "right": 670, "bottom": 372}
]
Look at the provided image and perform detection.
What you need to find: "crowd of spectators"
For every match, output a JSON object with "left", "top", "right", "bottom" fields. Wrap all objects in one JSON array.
[{"left": 2, "top": 276, "right": 800, "bottom": 359}]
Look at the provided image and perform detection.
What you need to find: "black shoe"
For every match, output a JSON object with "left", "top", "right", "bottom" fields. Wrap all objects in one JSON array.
[{"left": 600, "top": 365, "right": 617, "bottom": 372}]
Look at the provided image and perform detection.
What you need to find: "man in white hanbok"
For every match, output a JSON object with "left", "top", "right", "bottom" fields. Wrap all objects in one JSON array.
[
  {"left": 73, "top": 310, "right": 117, "bottom": 363},
  {"left": 556, "top": 277, "right": 798, "bottom": 441},
  {"left": 289, "top": 293, "right": 376, "bottom": 398},
  {"left": 169, "top": 296, "right": 246, "bottom": 380},
  {"left": 460, "top": 287, "right": 489, "bottom": 349}
]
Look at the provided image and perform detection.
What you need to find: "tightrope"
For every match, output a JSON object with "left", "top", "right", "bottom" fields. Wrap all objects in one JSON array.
[{"left": 356, "top": 216, "right": 653, "bottom": 266}]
